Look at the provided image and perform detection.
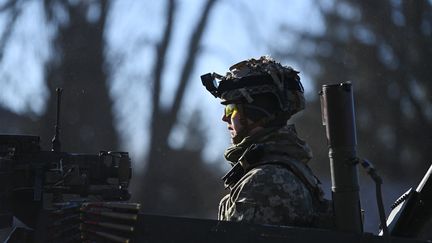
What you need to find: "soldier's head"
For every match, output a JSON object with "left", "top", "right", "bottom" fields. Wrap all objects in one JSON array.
[{"left": 201, "top": 56, "right": 305, "bottom": 144}]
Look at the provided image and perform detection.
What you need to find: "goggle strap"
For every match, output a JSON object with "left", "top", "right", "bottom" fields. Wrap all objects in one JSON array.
[{"left": 237, "top": 104, "right": 248, "bottom": 127}]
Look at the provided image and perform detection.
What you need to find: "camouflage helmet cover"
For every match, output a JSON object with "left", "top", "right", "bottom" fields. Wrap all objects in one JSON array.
[{"left": 220, "top": 56, "right": 305, "bottom": 117}]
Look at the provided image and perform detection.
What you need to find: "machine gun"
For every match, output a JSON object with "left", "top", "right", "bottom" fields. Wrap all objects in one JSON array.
[
  {"left": 0, "top": 89, "right": 138, "bottom": 242},
  {"left": 0, "top": 135, "right": 132, "bottom": 226}
]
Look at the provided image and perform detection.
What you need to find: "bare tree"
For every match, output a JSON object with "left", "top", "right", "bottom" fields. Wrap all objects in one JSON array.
[
  {"left": 0, "top": 0, "right": 224, "bottom": 218},
  {"left": 137, "top": 0, "right": 223, "bottom": 217},
  {"left": 0, "top": 0, "right": 118, "bottom": 153},
  {"left": 37, "top": 0, "right": 118, "bottom": 152},
  {"left": 274, "top": 0, "right": 432, "bottom": 181}
]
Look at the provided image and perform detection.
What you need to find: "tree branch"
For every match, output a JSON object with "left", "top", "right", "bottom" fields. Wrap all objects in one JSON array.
[
  {"left": 167, "top": 0, "right": 217, "bottom": 130},
  {"left": 0, "top": 0, "right": 16, "bottom": 12},
  {"left": 98, "top": 0, "right": 110, "bottom": 32},
  {"left": 0, "top": 0, "right": 21, "bottom": 62},
  {"left": 150, "top": 0, "right": 176, "bottom": 132}
]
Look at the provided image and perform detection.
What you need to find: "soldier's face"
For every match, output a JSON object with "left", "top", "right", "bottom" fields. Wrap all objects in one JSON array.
[{"left": 222, "top": 104, "right": 243, "bottom": 139}]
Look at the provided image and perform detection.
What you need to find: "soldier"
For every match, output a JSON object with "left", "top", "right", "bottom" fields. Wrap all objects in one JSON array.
[{"left": 201, "top": 56, "right": 333, "bottom": 228}]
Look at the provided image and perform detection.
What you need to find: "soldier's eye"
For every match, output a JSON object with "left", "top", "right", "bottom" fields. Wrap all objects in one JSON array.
[{"left": 224, "top": 104, "right": 238, "bottom": 117}]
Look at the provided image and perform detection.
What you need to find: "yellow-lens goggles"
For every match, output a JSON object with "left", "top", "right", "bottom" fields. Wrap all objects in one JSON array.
[{"left": 224, "top": 104, "right": 238, "bottom": 117}]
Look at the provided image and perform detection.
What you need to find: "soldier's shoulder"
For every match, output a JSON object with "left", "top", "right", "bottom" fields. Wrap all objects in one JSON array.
[
  {"left": 250, "top": 163, "right": 291, "bottom": 175},
  {"left": 243, "top": 163, "right": 291, "bottom": 176},
  {"left": 237, "top": 163, "right": 301, "bottom": 189},
  {"left": 232, "top": 163, "right": 312, "bottom": 207}
]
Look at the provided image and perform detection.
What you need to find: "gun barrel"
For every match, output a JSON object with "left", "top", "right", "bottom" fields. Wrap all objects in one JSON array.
[{"left": 320, "top": 82, "right": 363, "bottom": 233}]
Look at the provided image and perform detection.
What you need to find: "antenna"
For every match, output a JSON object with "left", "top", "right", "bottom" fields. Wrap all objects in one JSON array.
[{"left": 51, "top": 88, "right": 63, "bottom": 152}]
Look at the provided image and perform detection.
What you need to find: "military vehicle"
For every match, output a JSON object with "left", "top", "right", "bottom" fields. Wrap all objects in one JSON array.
[{"left": 1, "top": 84, "right": 431, "bottom": 242}]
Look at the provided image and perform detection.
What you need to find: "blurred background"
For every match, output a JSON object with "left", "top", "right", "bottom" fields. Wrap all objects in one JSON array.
[{"left": 0, "top": 0, "right": 430, "bottom": 233}]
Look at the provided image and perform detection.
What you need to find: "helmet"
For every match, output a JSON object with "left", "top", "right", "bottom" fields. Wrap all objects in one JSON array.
[{"left": 201, "top": 56, "right": 305, "bottom": 119}]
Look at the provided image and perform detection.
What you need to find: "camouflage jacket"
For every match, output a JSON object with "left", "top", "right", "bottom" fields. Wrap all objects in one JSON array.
[{"left": 218, "top": 125, "right": 333, "bottom": 228}]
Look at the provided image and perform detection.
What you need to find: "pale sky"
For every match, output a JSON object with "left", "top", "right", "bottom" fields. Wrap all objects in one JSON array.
[{"left": 106, "top": 0, "right": 325, "bottom": 168}]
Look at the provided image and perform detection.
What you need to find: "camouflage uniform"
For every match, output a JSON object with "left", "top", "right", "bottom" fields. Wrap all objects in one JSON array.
[
  {"left": 218, "top": 125, "right": 333, "bottom": 228},
  {"left": 201, "top": 56, "right": 333, "bottom": 228}
]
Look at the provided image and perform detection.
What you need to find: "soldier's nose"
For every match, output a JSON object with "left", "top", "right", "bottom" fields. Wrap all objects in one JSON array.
[{"left": 222, "top": 113, "right": 231, "bottom": 123}]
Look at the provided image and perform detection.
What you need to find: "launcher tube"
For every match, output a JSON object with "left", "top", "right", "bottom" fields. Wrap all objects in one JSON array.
[{"left": 320, "top": 82, "right": 363, "bottom": 233}]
